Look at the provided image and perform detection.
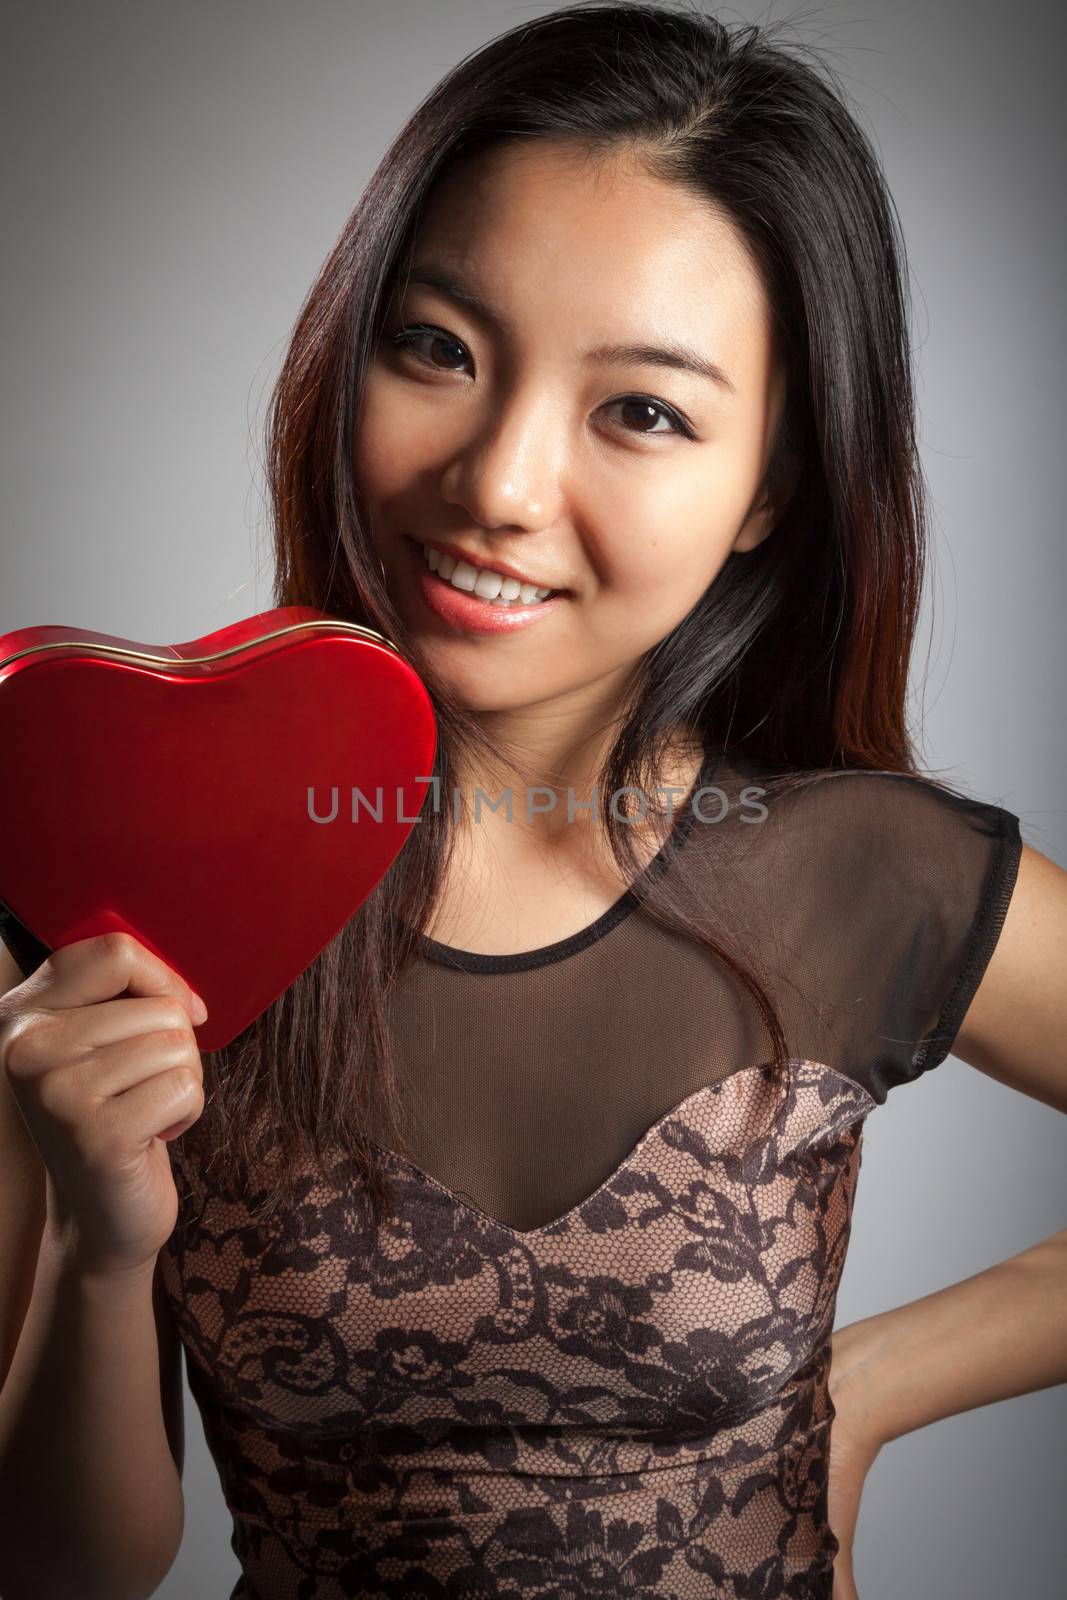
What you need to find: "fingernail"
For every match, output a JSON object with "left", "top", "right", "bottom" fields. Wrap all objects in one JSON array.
[{"left": 191, "top": 993, "right": 209, "bottom": 1024}]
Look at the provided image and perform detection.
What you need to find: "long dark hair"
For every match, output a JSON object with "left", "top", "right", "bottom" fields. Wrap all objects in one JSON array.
[{"left": 185, "top": 0, "right": 942, "bottom": 1221}]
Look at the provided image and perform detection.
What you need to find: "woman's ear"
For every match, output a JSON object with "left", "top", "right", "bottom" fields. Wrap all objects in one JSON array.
[
  {"left": 732, "top": 406, "right": 803, "bottom": 554},
  {"left": 739, "top": 368, "right": 806, "bottom": 556},
  {"left": 731, "top": 493, "right": 780, "bottom": 554}
]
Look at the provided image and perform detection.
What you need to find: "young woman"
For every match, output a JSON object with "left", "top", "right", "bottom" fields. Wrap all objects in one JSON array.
[{"left": 0, "top": 5, "right": 1064, "bottom": 1598}]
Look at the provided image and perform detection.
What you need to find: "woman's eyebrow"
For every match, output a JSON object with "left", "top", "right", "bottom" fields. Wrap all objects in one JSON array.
[{"left": 404, "top": 263, "right": 737, "bottom": 394}]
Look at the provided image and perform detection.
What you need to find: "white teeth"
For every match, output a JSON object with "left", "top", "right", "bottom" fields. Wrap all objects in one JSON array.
[
  {"left": 420, "top": 544, "right": 553, "bottom": 605},
  {"left": 450, "top": 560, "right": 480, "bottom": 593}
]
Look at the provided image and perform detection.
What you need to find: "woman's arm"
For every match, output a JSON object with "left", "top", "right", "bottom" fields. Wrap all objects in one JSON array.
[
  {"left": 831, "top": 1223, "right": 1067, "bottom": 1447},
  {"left": 951, "top": 841, "right": 1067, "bottom": 1113},
  {"left": 832, "top": 838, "right": 1067, "bottom": 1440},
  {"left": 0, "top": 1239, "right": 186, "bottom": 1600},
  {"left": 0, "top": 941, "right": 186, "bottom": 1600}
]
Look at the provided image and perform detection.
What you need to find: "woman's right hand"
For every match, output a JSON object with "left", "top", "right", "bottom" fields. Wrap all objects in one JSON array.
[{"left": 0, "top": 931, "right": 209, "bottom": 1280}]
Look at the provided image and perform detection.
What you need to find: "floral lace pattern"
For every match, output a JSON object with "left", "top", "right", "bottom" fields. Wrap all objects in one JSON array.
[{"left": 160, "top": 1058, "right": 877, "bottom": 1598}]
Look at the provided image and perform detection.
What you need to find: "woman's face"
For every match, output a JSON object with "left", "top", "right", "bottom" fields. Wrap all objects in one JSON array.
[{"left": 355, "top": 139, "right": 785, "bottom": 716}]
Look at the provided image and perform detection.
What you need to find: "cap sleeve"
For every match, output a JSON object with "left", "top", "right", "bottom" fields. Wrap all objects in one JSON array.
[
  {"left": 826, "top": 774, "right": 1022, "bottom": 1100},
  {"left": 739, "top": 766, "right": 1025, "bottom": 1104},
  {"left": 905, "top": 792, "right": 1022, "bottom": 1080}
]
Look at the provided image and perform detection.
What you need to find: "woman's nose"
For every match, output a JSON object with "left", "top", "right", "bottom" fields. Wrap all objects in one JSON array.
[{"left": 438, "top": 395, "right": 565, "bottom": 534}]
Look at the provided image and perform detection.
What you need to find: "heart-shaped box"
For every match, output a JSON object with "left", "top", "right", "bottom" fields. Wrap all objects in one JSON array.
[{"left": 0, "top": 606, "right": 437, "bottom": 1049}]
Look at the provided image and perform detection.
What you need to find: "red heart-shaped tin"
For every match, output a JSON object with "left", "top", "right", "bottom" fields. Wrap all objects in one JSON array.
[{"left": 0, "top": 606, "right": 437, "bottom": 1049}]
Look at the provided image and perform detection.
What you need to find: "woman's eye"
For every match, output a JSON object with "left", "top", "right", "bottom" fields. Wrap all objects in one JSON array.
[
  {"left": 389, "top": 323, "right": 693, "bottom": 439},
  {"left": 391, "top": 324, "right": 470, "bottom": 372},
  {"left": 602, "top": 397, "right": 692, "bottom": 438}
]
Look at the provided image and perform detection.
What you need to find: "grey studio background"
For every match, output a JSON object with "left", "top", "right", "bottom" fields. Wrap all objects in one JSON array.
[{"left": 1, "top": 1, "right": 1065, "bottom": 1596}]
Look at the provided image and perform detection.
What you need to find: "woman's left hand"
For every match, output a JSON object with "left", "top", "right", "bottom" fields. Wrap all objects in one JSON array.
[{"left": 828, "top": 1325, "right": 887, "bottom": 1599}]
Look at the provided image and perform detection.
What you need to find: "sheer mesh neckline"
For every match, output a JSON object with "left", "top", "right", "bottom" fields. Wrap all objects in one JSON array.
[{"left": 414, "top": 737, "right": 722, "bottom": 974}]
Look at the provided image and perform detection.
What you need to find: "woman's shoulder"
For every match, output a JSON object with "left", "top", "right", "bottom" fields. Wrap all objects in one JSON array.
[
  {"left": 692, "top": 751, "right": 1024, "bottom": 1098},
  {"left": 710, "top": 750, "right": 1019, "bottom": 863},
  {"left": 692, "top": 750, "right": 1022, "bottom": 955}
]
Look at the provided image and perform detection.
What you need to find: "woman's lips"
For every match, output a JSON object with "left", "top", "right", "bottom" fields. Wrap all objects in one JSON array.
[
  {"left": 415, "top": 536, "right": 562, "bottom": 595},
  {"left": 403, "top": 537, "right": 569, "bottom": 636}
]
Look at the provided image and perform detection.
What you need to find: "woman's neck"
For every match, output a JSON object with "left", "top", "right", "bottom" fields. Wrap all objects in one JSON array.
[{"left": 420, "top": 729, "right": 706, "bottom": 956}]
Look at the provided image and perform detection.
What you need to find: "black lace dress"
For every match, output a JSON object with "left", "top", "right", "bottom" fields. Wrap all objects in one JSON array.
[{"left": 0, "top": 746, "right": 1023, "bottom": 1599}]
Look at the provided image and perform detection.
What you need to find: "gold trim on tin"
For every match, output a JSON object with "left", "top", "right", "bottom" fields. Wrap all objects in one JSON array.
[{"left": 0, "top": 619, "right": 399, "bottom": 674}]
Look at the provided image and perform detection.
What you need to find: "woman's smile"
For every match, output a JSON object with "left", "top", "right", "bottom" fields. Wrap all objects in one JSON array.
[{"left": 402, "top": 532, "right": 571, "bottom": 636}]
